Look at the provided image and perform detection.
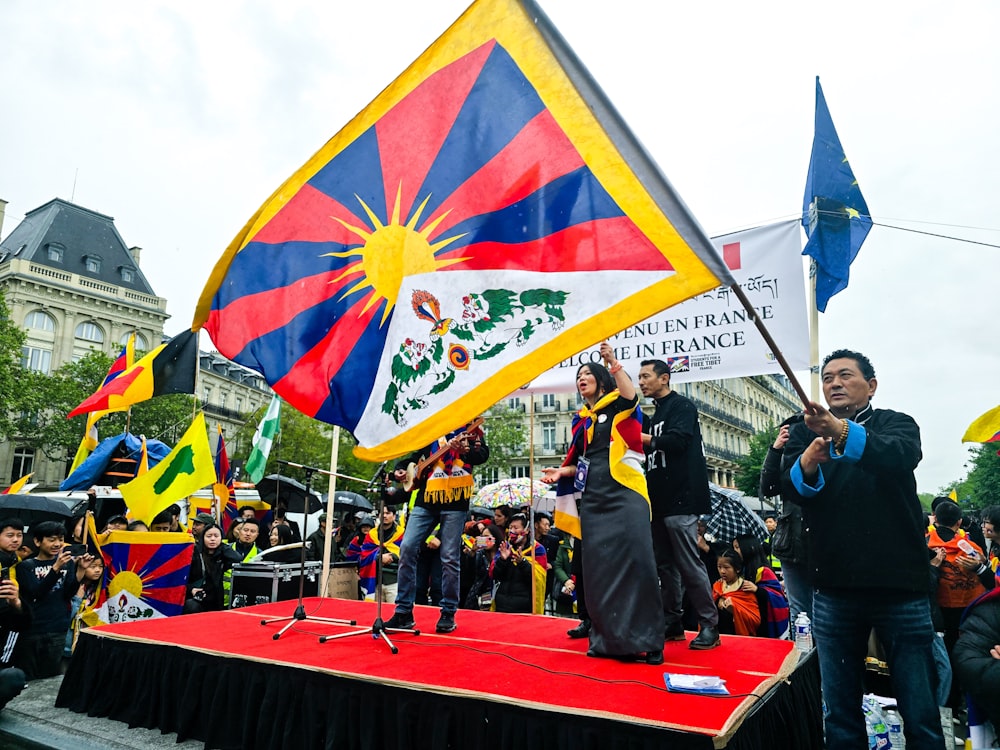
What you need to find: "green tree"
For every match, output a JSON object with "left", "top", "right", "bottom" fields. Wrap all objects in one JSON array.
[
  {"left": 960, "top": 443, "right": 1000, "bottom": 510},
  {"left": 733, "top": 424, "right": 779, "bottom": 498},
  {"left": 21, "top": 351, "right": 197, "bottom": 461},
  {"left": 0, "top": 291, "right": 29, "bottom": 440},
  {"left": 478, "top": 405, "right": 525, "bottom": 481}
]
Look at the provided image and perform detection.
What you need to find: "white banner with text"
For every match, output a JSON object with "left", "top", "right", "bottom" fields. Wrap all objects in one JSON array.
[{"left": 525, "top": 220, "right": 809, "bottom": 392}]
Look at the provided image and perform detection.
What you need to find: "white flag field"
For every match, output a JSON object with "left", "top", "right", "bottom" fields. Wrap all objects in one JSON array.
[{"left": 527, "top": 220, "right": 809, "bottom": 391}]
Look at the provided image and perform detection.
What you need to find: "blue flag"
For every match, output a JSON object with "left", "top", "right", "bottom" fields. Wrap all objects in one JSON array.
[{"left": 801, "top": 77, "right": 872, "bottom": 312}]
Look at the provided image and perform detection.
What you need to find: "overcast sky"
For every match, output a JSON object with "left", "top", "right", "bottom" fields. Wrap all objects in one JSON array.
[{"left": 3, "top": 1, "right": 998, "bottom": 493}]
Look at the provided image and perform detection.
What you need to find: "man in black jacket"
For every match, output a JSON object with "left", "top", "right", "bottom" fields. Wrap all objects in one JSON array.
[
  {"left": 782, "top": 349, "right": 943, "bottom": 750},
  {"left": 638, "top": 359, "right": 719, "bottom": 650}
]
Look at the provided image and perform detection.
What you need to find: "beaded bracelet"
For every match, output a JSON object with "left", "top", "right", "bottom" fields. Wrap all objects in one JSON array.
[{"left": 833, "top": 419, "right": 849, "bottom": 452}]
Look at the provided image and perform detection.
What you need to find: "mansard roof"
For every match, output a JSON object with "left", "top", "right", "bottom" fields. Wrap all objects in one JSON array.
[{"left": 0, "top": 198, "right": 156, "bottom": 296}]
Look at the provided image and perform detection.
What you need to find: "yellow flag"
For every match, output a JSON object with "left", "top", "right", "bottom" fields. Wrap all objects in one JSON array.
[
  {"left": 120, "top": 414, "right": 216, "bottom": 525},
  {"left": 962, "top": 405, "right": 1000, "bottom": 443},
  {"left": 3, "top": 473, "right": 33, "bottom": 495}
]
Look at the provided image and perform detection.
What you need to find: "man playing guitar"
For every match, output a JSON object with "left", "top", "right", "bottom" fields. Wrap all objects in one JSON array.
[{"left": 384, "top": 420, "right": 489, "bottom": 634}]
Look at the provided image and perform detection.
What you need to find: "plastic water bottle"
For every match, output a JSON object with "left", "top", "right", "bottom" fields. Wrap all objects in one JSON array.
[
  {"left": 794, "top": 612, "right": 813, "bottom": 652},
  {"left": 883, "top": 708, "right": 905, "bottom": 749},
  {"left": 863, "top": 696, "right": 891, "bottom": 750}
]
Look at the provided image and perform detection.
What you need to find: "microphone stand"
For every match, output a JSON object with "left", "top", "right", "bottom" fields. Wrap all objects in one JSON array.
[
  {"left": 259, "top": 461, "right": 357, "bottom": 639},
  {"left": 319, "top": 464, "right": 418, "bottom": 654}
]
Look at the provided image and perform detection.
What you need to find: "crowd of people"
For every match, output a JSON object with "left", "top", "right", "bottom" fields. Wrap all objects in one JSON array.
[{"left": 2, "top": 345, "right": 999, "bottom": 750}]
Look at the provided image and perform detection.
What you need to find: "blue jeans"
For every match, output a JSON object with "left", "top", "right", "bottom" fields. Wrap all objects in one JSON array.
[
  {"left": 813, "top": 589, "right": 944, "bottom": 750},
  {"left": 780, "top": 560, "right": 814, "bottom": 625},
  {"left": 393, "top": 506, "right": 465, "bottom": 616}
]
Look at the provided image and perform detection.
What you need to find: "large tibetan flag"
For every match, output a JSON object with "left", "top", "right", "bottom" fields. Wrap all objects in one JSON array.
[
  {"left": 801, "top": 77, "right": 872, "bottom": 312},
  {"left": 119, "top": 413, "right": 216, "bottom": 525},
  {"left": 67, "top": 330, "right": 198, "bottom": 419},
  {"left": 194, "top": 0, "right": 733, "bottom": 461},
  {"left": 94, "top": 530, "right": 194, "bottom": 622},
  {"left": 962, "top": 405, "right": 1000, "bottom": 443}
]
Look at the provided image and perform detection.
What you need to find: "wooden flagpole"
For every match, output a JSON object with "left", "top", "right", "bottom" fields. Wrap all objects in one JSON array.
[{"left": 728, "top": 283, "right": 811, "bottom": 410}]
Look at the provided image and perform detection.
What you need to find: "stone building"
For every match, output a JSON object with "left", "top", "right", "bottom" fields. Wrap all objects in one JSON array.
[{"left": 0, "top": 197, "right": 270, "bottom": 488}]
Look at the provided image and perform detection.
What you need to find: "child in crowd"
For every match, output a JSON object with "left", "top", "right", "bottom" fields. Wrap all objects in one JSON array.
[
  {"left": 67, "top": 556, "right": 104, "bottom": 654},
  {"left": 732, "top": 533, "right": 790, "bottom": 638},
  {"left": 14, "top": 521, "right": 93, "bottom": 679},
  {"left": 713, "top": 549, "right": 761, "bottom": 636}
]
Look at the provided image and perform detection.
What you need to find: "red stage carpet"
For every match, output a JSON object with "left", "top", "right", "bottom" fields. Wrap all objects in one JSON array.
[{"left": 57, "top": 598, "right": 821, "bottom": 750}]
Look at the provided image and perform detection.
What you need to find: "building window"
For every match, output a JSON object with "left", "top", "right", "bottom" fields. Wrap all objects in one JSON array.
[
  {"left": 10, "top": 447, "right": 34, "bottom": 484},
  {"left": 542, "top": 393, "right": 556, "bottom": 408},
  {"left": 121, "top": 331, "right": 148, "bottom": 350},
  {"left": 84, "top": 255, "right": 102, "bottom": 273},
  {"left": 20, "top": 346, "right": 51, "bottom": 373},
  {"left": 542, "top": 419, "right": 556, "bottom": 451},
  {"left": 508, "top": 397, "right": 521, "bottom": 411},
  {"left": 24, "top": 310, "right": 55, "bottom": 332},
  {"left": 46, "top": 243, "right": 65, "bottom": 262},
  {"left": 510, "top": 465, "right": 530, "bottom": 479},
  {"left": 235, "top": 397, "right": 243, "bottom": 414},
  {"left": 203, "top": 386, "right": 213, "bottom": 403},
  {"left": 75, "top": 321, "right": 104, "bottom": 343},
  {"left": 480, "top": 466, "right": 500, "bottom": 485},
  {"left": 120, "top": 267, "right": 134, "bottom": 283}
]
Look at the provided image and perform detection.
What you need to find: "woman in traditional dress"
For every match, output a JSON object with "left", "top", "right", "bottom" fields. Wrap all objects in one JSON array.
[{"left": 542, "top": 343, "right": 665, "bottom": 665}]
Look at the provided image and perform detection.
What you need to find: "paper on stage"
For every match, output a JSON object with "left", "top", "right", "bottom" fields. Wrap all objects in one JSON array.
[{"left": 663, "top": 673, "right": 730, "bottom": 696}]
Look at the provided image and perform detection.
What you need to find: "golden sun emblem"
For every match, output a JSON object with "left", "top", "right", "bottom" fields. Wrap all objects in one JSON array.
[{"left": 323, "top": 184, "right": 467, "bottom": 324}]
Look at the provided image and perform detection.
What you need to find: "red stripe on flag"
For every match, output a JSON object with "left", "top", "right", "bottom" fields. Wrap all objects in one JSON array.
[
  {"left": 204, "top": 270, "right": 349, "bottom": 355},
  {"left": 436, "top": 217, "right": 674, "bottom": 273},
  {"left": 424, "top": 109, "right": 586, "bottom": 236},
  {"left": 251, "top": 185, "right": 369, "bottom": 246},
  {"left": 376, "top": 41, "right": 496, "bottom": 220},
  {"left": 272, "top": 298, "right": 382, "bottom": 413}
]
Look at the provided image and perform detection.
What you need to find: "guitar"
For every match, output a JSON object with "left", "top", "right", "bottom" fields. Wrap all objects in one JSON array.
[{"left": 400, "top": 417, "right": 485, "bottom": 491}]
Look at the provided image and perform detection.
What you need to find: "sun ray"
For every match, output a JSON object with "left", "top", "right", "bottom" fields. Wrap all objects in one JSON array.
[
  {"left": 390, "top": 183, "right": 403, "bottom": 227},
  {"left": 408, "top": 194, "right": 432, "bottom": 230},
  {"left": 317, "top": 182, "right": 478, "bottom": 326},
  {"left": 331, "top": 261, "right": 367, "bottom": 284},
  {"left": 330, "top": 216, "right": 372, "bottom": 244},
  {"left": 355, "top": 196, "right": 385, "bottom": 231}
]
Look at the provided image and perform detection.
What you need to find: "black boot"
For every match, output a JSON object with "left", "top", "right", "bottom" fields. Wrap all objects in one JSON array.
[{"left": 567, "top": 619, "right": 591, "bottom": 639}]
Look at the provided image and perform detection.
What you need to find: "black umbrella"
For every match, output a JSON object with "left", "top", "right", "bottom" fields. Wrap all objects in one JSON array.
[
  {"left": 332, "top": 491, "right": 373, "bottom": 513},
  {"left": 0, "top": 494, "right": 81, "bottom": 527},
  {"left": 255, "top": 474, "right": 324, "bottom": 515}
]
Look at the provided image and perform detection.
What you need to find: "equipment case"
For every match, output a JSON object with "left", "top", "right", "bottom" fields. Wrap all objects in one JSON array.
[{"left": 230, "top": 561, "right": 321, "bottom": 609}]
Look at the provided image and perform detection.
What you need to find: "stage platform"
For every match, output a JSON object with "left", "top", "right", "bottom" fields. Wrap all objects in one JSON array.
[{"left": 56, "top": 598, "right": 822, "bottom": 750}]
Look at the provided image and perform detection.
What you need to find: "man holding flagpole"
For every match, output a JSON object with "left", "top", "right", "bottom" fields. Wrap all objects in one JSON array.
[{"left": 782, "top": 349, "right": 943, "bottom": 749}]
